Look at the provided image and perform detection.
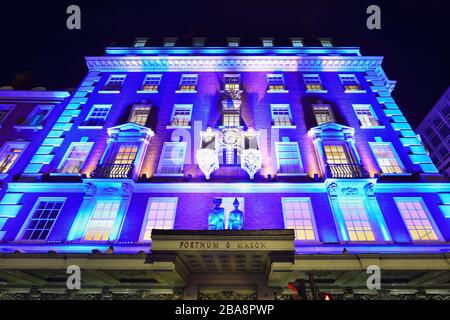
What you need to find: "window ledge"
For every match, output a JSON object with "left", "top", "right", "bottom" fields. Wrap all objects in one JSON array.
[
  {"left": 13, "top": 125, "right": 43, "bottom": 132},
  {"left": 0, "top": 173, "right": 9, "bottom": 180},
  {"left": 175, "top": 90, "right": 197, "bottom": 94},
  {"left": 49, "top": 173, "right": 81, "bottom": 177},
  {"left": 153, "top": 173, "right": 184, "bottom": 177},
  {"left": 277, "top": 173, "right": 308, "bottom": 177},
  {"left": 360, "top": 125, "right": 386, "bottom": 129},
  {"left": 381, "top": 173, "right": 412, "bottom": 177},
  {"left": 136, "top": 90, "right": 158, "bottom": 94},
  {"left": 166, "top": 126, "right": 191, "bottom": 129},
  {"left": 78, "top": 126, "right": 104, "bottom": 130},
  {"left": 272, "top": 125, "right": 297, "bottom": 129},
  {"left": 267, "top": 89, "right": 289, "bottom": 93},
  {"left": 218, "top": 125, "right": 244, "bottom": 129},
  {"left": 98, "top": 90, "right": 121, "bottom": 94},
  {"left": 345, "top": 89, "right": 367, "bottom": 94},
  {"left": 306, "top": 90, "right": 328, "bottom": 94}
]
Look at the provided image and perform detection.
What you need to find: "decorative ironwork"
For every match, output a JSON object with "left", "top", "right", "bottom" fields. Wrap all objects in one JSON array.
[
  {"left": 90, "top": 164, "right": 134, "bottom": 179},
  {"left": 240, "top": 148, "right": 262, "bottom": 180},
  {"left": 326, "top": 163, "right": 370, "bottom": 178}
]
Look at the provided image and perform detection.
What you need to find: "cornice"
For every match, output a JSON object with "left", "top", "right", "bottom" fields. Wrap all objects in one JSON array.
[{"left": 85, "top": 55, "right": 384, "bottom": 72}]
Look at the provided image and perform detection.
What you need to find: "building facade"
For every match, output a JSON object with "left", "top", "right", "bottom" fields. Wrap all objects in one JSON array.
[
  {"left": 417, "top": 87, "right": 450, "bottom": 180},
  {"left": 0, "top": 38, "right": 449, "bottom": 300}
]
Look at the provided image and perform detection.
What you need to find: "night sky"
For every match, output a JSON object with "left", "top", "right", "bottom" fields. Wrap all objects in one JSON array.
[{"left": 0, "top": 0, "right": 448, "bottom": 128}]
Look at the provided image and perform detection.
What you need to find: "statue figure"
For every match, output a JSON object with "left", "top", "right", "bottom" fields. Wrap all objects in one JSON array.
[
  {"left": 228, "top": 198, "right": 244, "bottom": 230},
  {"left": 208, "top": 198, "right": 225, "bottom": 230}
]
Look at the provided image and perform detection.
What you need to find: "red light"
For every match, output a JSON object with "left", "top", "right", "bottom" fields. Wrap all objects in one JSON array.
[
  {"left": 287, "top": 282, "right": 298, "bottom": 293},
  {"left": 322, "top": 293, "right": 333, "bottom": 300}
]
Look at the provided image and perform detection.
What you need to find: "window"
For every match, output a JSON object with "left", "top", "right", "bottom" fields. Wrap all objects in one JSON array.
[
  {"left": 324, "top": 144, "right": 351, "bottom": 165},
  {"left": 57, "top": 142, "right": 93, "bottom": 174},
  {"left": 220, "top": 197, "right": 244, "bottom": 229},
  {"left": 275, "top": 142, "right": 303, "bottom": 175},
  {"left": 304, "top": 74, "right": 324, "bottom": 91},
  {"left": 338, "top": 200, "right": 375, "bottom": 242},
  {"left": 133, "top": 38, "right": 147, "bottom": 47},
  {"left": 81, "top": 105, "right": 111, "bottom": 128},
  {"left": 313, "top": 104, "right": 335, "bottom": 125},
  {"left": 163, "top": 37, "right": 177, "bottom": 47},
  {"left": 339, "top": 74, "right": 362, "bottom": 92},
  {"left": 128, "top": 104, "right": 151, "bottom": 126},
  {"left": 282, "top": 198, "right": 318, "bottom": 241},
  {"left": 224, "top": 74, "right": 240, "bottom": 91},
  {"left": 19, "top": 105, "right": 53, "bottom": 128},
  {"left": 178, "top": 74, "right": 198, "bottom": 92},
  {"left": 267, "top": 74, "right": 287, "bottom": 92},
  {"left": 290, "top": 38, "right": 304, "bottom": 47},
  {"left": 271, "top": 104, "right": 293, "bottom": 127},
  {"left": 156, "top": 142, "right": 187, "bottom": 175},
  {"left": 0, "top": 141, "right": 28, "bottom": 174},
  {"left": 140, "top": 198, "right": 177, "bottom": 241},
  {"left": 227, "top": 37, "right": 240, "bottom": 47},
  {"left": 169, "top": 104, "right": 192, "bottom": 128},
  {"left": 0, "top": 104, "right": 14, "bottom": 125},
  {"left": 140, "top": 75, "right": 161, "bottom": 92},
  {"left": 353, "top": 104, "right": 381, "bottom": 127},
  {"left": 395, "top": 198, "right": 442, "bottom": 241},
  {"left": 261, "top": 38, "right": 274, "bottom": 47},
  {"left": 84, "top": 200, "right": 120, "bottom": 241},
  {"left": 319, "top": 38, "right": 333, "bottom": 47},
  {"left": 101, "top": 75, "right": 126, "bottom": 92},
  {"left": 114, "top": 144, "right": 138, "bottom": 165},
  {"left": 223, "top": 111, "right": 240, "bottom": 127},
  {"left": 19, "top": 199, "right": 65, "bottom": 241},
  {"left": 369, "top": 142, "right": 406, "bottom": 174}
]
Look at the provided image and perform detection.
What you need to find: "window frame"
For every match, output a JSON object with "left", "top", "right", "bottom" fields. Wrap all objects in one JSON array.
[
  {"left": 0, "top": 140, "right": 29, "bottom": 177},
  {"left": 167, "top": 104, "right": 193, "bottom": 129},
  {"left": 14, "top": 104, "right": 53, "bottom": 131},
  {"left": 138, "top": 197, "right": 178, "bottom": 242},
  {"left": 128, "top": 104, "right": 152, "bottom": 126},
  {"left": 79, "top": 104, "right": 112, "bottom": 129},
  {"left": 274, "top": 141, "right": 305, "bottom": 176},
  {"left": 352, "top": 104, "right": 383, "bottom": 128},
  {"left": 176, "top": 74, "right": 198, "bottom": 93},
  {"left": 270, "top": 104, "right": 295, "bottom": 128},
  {"left": 339, "top": 74, "right": 366, "bottom": 93},
  {"left": 303, "top": 74, "right": 327, "bottom": 93},
  {"left": 155, "top": 142, "right": 187, "bottom": 176},
  {"left": 137, "top": 74, "right": 162, "bottom": 93},
  {"left": 369, "top": 142, "right": 408, "bottom": 176},
  {"left": 99, "top": 75, "right": 126, "bottom": 94},
  {"left": 54, "top": 141, "right": 94, "bottom": 176},
  {"left": 394, "top": 197, "right": 444, "bottom": 242},
  {"left": 0, "top": 104, "right": 15, "bottom": 127},
  {"left": 267, "top": 74, "right": 288, "bottom": 93},
  {"left": 82, "top": 199, "right": 122, "bottom": 242},
  {"left": 282, "top": 198, "right": 319, "bottom": 242},
  {"left": 15, "top": 197, "right": 66, "bottom": 242},
  {"left": 313, "top": 104, "right": 335, "bottom": 125}
]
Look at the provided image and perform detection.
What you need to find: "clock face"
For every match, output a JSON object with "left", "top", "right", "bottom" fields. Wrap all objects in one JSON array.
[{"left": 222, "top": 129, "right": 242, "bottom": 147}]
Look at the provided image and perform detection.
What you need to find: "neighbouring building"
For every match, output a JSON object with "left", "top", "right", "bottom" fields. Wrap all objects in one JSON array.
[
  {"left": 0, "top": 37, "right": 449, "bottom": 300},
  {"left": 417, "top": 87, "right": 450, "bottom": 180}
]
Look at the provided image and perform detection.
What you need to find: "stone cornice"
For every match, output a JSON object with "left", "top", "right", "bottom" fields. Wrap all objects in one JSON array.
[{"left": 85, "top": 55, "right": 384, "bottom": 72}]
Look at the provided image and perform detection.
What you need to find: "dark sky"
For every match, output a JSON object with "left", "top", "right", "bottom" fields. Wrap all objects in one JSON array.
[{"left": 0, "top": 0, "right": 448, "bottom": 128}]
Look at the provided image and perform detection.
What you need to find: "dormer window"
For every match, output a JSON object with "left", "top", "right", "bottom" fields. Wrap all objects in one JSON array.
[
  {"left": 133, "top": 38, "right": 148, "bottom": 47},
  {"left": 290, "top": 38, "right": 304, "bottom": 47},
  {"left": 227, "top": 37, "right": 240, "bottom": 47},
  {"left": 163, "top": 37, "right": 177, "bottom": 47},
  {"left": 319, "top": 38, "right": 333, "bottom": 47},
  {"left": 261, "top": 38, "right": 274, "bottom": 47}
]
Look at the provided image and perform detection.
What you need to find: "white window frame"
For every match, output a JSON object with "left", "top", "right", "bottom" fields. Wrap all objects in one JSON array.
[
  {"left": 261, "top": 38, "right": 274, "bottom": 47},
  {"left": 274, "top": 142, "right": 305, "bottom": 176},
  {"left": 290, "top": 38, "right": 304, "bottom": 47},
  {"left": 0, "top": 104, "right": 15, "bottom": 127},
  {"left": 394, "top": 197, "right": 443, "bottom": 242},
  {"left": 303, "top": 74, "right": 326, "bottom": 93},
  {"left": 99, "top": 74, "right": 126, "bottom": 93},
  {"left": 339, "top": 74, "right": 366, "bottom": 93},
  {"left": 54, "top": 142, "right": 94, "bottom": 175},
  {"left": 282, "top": 198, "right": 319, "bottom": 242},
  {"left": 155, "top": 142, "right": 187, "bottom": 176},
  {"left": 163, "top": 37, "right": 177, "bottom": 47},
  {"left": 337, "top": 199, "right": 378, "bottom": 242},
  {"left": 270, "top": 104, "right": 295, "bottom": 128},
  {"left": 313, "top": 104, "right": 335, "bottom": 125},
  {"left": 353, "top": 104, "right": 383, "bottom": 128},
  {"left": 133, "top": 38, "right": 147, "bottom": 47},
  {"left": 267, "top": 74, "right": 288, "bottom": 93},
  {"left": 0, "top": 140, "right": 29, "bottom": 177},
  {"left": 79, "top": 104, "right": 112, "bottom": 129},
  {"left": 223, "top": 74, "right": 241, "bottom": 91},
  {"left": 128, "top": 104, "right": 151, "bottom": 126},
  {"left": 320, "top": 38, "right": 333, "bottom": 47},
  {"left": 167, "top": 104, "right": 193, "bottom": 129},
  {"left": 139, "top": 197, "right": 178, "bottom": 242},
  {"left": 137, "top": 74, "right": 162, "bottom": 93},
  {"left": 83, "top": 199, "right": 121, "bottom": 242},
  {"left": 176, "top": 74, "right": 198, "bottom": 93},
  {"left": 369, "top": 142, "right": 407, "bottom": 175},
  {"left": 16, "top": 197, "right": 66, "bottom": 242}
]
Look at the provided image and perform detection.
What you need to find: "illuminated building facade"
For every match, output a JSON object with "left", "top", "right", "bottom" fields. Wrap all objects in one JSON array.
[
  {"left": 0, "top": 38, "right": 449, "bottom": 300},
  {"left": 417, "top": 87, "right": 450, "bottom": 180}
]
